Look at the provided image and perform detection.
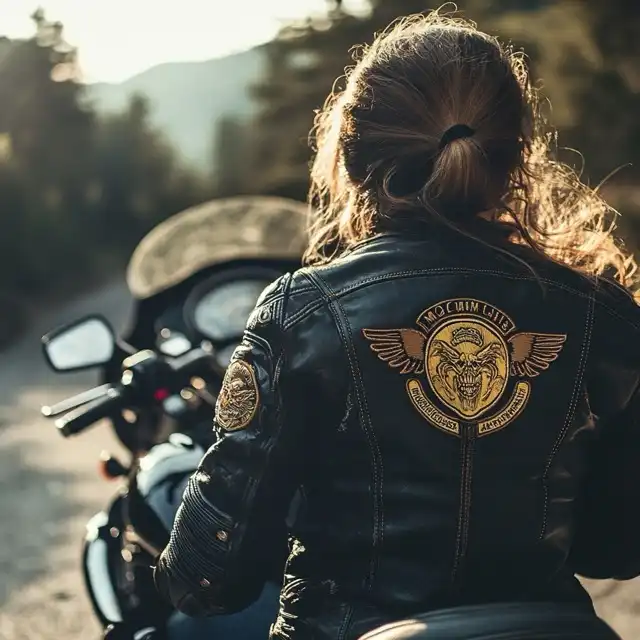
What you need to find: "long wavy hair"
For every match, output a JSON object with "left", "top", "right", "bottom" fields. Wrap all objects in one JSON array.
[{"left": 304, "top": 10, "right": 637, "bottom": 290}]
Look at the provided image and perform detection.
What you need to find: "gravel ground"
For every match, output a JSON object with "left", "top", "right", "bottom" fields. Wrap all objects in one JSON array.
[
  {"left": 0, "top": 280, "right": 131, "bottom": 640},
  {"left": 0, "top": 280, "right": 638, "bottom": 639}
]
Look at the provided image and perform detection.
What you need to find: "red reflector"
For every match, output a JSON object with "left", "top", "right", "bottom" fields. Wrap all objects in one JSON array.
[
  {"left": 98, "top": 458, "right": 120, "bottom": 481},
  {"left": 98, "top": 452, "right": 128, "bottom": 480},
  {"left": 154, "top": 388, "right": 170, "bottom": 401},
  {"left": 98, "top": 460, "right": 113, "bottom": 481}
]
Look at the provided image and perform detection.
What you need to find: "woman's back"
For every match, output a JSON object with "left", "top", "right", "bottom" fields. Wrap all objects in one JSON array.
[
  {"left": 273, "top": 226, "right": 640, "bottom": 638},
  {"left": 154, "top": 9, "right": 640, "bottom": 640}
]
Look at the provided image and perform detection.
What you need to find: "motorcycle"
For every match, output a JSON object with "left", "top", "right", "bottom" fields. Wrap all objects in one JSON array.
[
  {"left": 39, "top": 195, "right": 621, "bottom": 640},
  {"left": 40, "top": 196, "right": 307, "bottom": 639}
]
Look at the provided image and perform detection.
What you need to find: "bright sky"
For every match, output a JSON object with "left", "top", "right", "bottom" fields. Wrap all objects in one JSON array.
[{"left": 0, "top": 0, "right": 361, "bottom": 83}]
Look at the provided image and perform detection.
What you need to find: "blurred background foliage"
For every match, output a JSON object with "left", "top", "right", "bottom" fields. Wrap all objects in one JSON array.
[
  {"left": 0, "top": 1, "right": 639, "bottom": 343},
  {"left": 247, "top": 0, "right": 640, "bottom": 203}
]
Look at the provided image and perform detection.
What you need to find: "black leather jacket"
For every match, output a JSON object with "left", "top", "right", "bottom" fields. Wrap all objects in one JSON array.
[{"left": 155, "top": 222, "right": 640, "bottom": 639}]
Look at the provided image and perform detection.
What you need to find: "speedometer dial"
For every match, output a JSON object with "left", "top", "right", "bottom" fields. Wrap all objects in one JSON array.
[{"left": 190, "top": 279, "right": 273, "bottom": 342}]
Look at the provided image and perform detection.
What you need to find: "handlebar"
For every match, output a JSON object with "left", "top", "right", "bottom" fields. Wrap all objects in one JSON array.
[
  {"left": 46, "top": 345, "right": 219, "bottom": 438},
  {"left": 170, "top": 343, "right": 223, "bottom": 377},
  {"left": 42, "top": 383, "right": 115, "bottom": 418},
  {"left": 54, "top": 386, "right": 124, "bottom": 437}
]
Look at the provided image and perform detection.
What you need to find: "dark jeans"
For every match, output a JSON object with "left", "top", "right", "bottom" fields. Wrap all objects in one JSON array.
[{"left": 167, "top": 581, "right": 280, "bottom": 640}]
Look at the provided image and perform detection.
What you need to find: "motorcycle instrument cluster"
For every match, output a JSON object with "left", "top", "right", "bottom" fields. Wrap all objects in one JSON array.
[
  {"left": 190, "top": 279, "right": 269, "bottom": 339},
  {"left": 184, "top": 268, "right": 280, "bottom": 365}
]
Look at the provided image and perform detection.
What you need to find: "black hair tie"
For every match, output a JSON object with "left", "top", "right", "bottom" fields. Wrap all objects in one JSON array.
[{"left": 439, "top": 124, "right": 475, "bottom": 150}]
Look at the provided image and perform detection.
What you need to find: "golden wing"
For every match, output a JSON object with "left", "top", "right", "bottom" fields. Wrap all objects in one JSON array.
[
  {"left": 508, "top": 332, "right": 567, "bottom": 377},
  {"left": 362, "top": 328, "right": 426, "bottom": 374}
]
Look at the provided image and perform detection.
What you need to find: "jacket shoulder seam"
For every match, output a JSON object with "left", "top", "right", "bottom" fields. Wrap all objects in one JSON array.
[
  {"left": 281, "top": 269, "right": 328, "bottom": 330},
  {"left": 283, "top": 266, "right": 640, "bottom": 334},
  {"left": 319, "top": 265, "right": 640, "bottom": 331}
]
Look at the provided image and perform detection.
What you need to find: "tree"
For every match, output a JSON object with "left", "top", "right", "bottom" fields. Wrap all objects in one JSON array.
[
  {"left": 250, "top": 0, "right": 640, "bottom": 203},
  {"left": 211, "top": 115, "right": 249, "bottom": 197},
  {"left": 0, "top": 10, "right": 97, "bottom": 293},
  {"left": 92, "top": 93, "right": 206, "bottom": 252},
  {"left": 0, "top": 11, "right": 205, "bottom": 344},
  {"left": 570, "top": 2, "right": 640, "bottom": 183},
  {"left": 249, "top": 5, "right": 380, "bottom": 199},
  {"left": 490, "top": 1, "right": 640, "bottom": 183}
]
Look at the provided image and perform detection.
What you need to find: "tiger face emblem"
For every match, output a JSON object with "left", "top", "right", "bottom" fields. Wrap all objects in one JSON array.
[
  {"left": 363, "top": 298, "right": 566, "bottom": 436},
  {"left": 427, "top": 321, "right": 508, "bottom": 419}
]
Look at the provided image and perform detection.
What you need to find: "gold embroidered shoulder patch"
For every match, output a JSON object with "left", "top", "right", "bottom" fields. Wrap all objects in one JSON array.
[
  {"left": 215, "top": 360, "right": 259, "bottom": 431},
  {"left": 363, "top": 298, "right": 566, "bottom": 437}
]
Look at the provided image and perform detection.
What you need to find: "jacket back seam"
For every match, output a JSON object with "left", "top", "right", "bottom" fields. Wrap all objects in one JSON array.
[
  {"left": 539, "top": 290, "right": 595, "bottom": 539},
  {"left": 303, "top": 268, "right": 385, "bottom": 589}
]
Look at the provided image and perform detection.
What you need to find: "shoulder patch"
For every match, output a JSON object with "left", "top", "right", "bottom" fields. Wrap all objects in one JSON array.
[{"left": 216, "top": 360, "right": 259, "bottom": 431}]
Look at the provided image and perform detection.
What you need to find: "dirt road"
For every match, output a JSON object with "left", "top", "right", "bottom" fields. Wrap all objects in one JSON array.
[
  {"left": 0, "top": 281, "right": 638, "bottom": 639},
  {"left": 0, "top": 280, "right": 131, "bottom": 640}
]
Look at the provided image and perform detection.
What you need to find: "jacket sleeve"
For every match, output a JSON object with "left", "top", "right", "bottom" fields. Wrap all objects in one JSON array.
[
  {"left": 569, "top": 384, "right": 640, "bottom": 580},
  {"left": 569, "top": 287, "right": 640, "bottom": 580},
  {"left": 153, "top": 275, "right": 306, "bottom": 615}
]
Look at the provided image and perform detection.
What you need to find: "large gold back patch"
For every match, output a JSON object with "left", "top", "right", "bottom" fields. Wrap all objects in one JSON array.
[{"left": 363, "top": 298, "right": 566, "bottom": 437}]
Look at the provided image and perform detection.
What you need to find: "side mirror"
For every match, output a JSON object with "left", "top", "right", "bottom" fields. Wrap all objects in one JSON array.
[{"left": 42, "top": 315, "right": 116, "bottom": 372}]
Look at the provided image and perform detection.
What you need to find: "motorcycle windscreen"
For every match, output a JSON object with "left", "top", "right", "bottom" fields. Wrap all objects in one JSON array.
[{"left": 126, "top": 196, "right": 308, "bottom": 300}]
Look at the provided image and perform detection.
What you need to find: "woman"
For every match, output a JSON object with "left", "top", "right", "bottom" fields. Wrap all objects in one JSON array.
[{"left": 154, "top": 11, "right": 640, "bottom": 640}]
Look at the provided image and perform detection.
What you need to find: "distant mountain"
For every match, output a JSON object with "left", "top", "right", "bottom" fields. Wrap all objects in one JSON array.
[{"left": 85, "top": 46, "right": 266, "bottom": 171}]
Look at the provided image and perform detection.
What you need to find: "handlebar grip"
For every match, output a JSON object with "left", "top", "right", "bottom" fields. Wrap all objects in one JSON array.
[
  {"left": 54, "top": 386, "right": 123, "bottom": 437},
  {"left": 171, "top": 346, "right": 221, "bottom": 376}
]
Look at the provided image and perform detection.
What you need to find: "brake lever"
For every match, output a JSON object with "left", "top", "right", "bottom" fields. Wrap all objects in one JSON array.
[
  {"left": 42, "top": 383, "right": 114, "bottom": 418},
  {"left": 187, "top": 376, "right": 218, "bottom": 407}
]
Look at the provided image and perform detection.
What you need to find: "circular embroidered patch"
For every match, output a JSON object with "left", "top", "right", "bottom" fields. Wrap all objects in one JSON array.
[
  {"left": 362, "top": 297, "right": 566, "bottom": 438},
  {"left": 216, "top": 360, "right": 259, "bottom": 431}
]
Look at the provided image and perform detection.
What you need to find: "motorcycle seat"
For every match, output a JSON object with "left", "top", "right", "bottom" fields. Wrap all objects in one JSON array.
[{"left": 358, "top": 602, "right": 620, "bottom": 639}]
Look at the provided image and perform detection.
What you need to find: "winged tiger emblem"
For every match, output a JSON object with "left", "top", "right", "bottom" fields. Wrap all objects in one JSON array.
[{"left": 362, "top": 300, "right": 567, "bottom": 432}]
